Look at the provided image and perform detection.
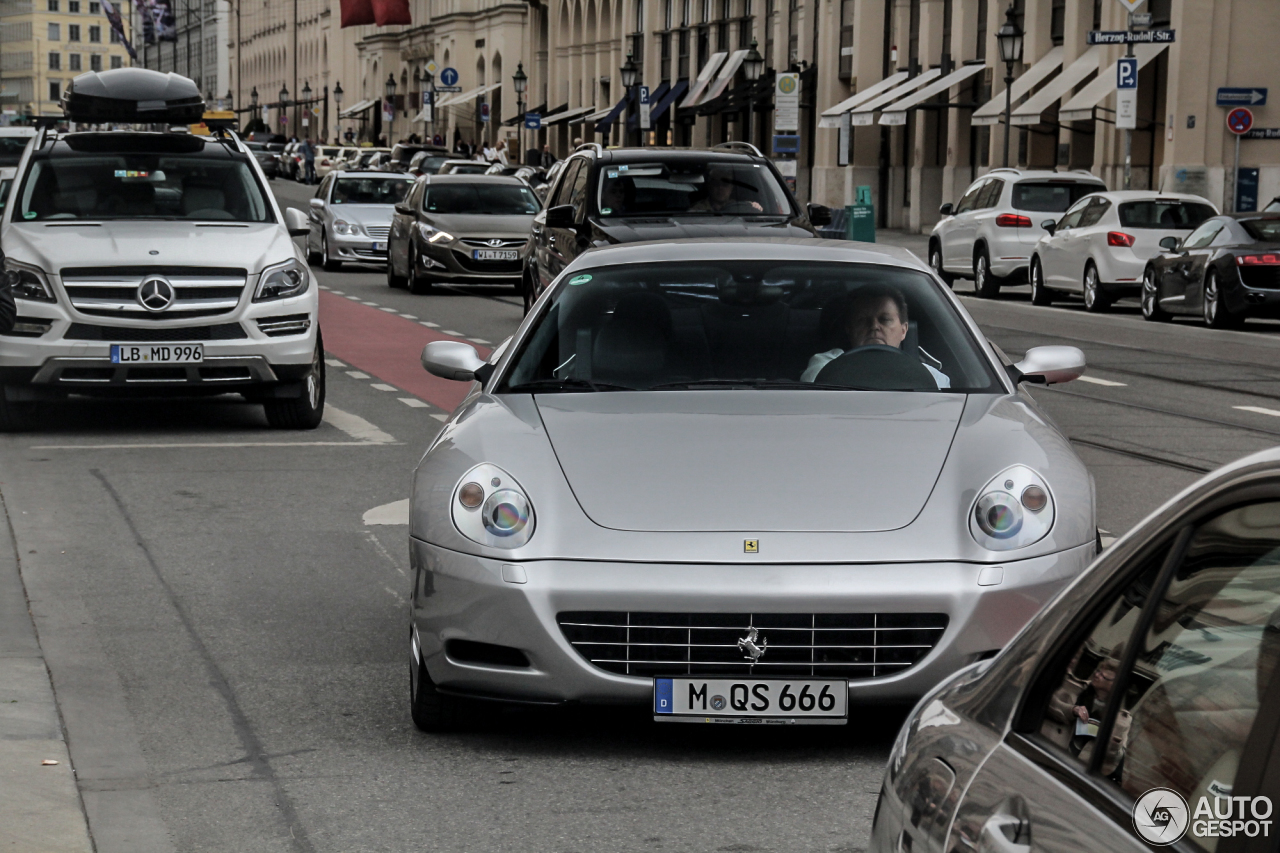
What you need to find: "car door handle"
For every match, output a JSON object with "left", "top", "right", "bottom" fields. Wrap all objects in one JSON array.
[{"left": 979, "top": 814, "right": 1031, "bottom": 853}]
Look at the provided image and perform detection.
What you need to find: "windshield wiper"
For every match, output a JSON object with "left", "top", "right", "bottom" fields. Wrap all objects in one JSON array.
[
  {"left": 648, "top": 378, "right": 869, "bottom": 391},
  {"left": 503, "top": 377, "right": 635, "bottom": 393}
]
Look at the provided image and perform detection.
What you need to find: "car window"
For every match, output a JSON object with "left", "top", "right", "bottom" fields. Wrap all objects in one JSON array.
[
  {"left": 500, "top": 261, "right": 1003, "bottom": 393},
  {"left": 954, "top": 180, "right": 986, "bottom": 214},
  {"left": 549, "top": 160, "right": 580, "bottom": 208},
  {"left": 1264, "top": 199, "right": 1280, "bottom": 213},
  {"left": 977, "top": 179, "right": 1004, "bottom": 210},
  {"left": 596, "top": 161, "right": 791, "bottom": 217},
  {"left": 1119, "top": 201, "right": 1217, "bottom": 229},
  {"left": 1057, "top": 204, "right": 1087, "bottom": 231},
  {"left": 1013, "top": 181, "right": 1108, "bottom": 213},
  {"left": 567, "top": 161, "right": 591, "bottom": 213},
  {"left": 329, "top": 176, "right": 412, "bottom": 205},
  {"left": 407, "top": 179, "right": 426, "bottom": 208},
  {"left": 0, "top": 135, "right": 32, "bottom": 167},
  {"left": 422, "top": 183, "right": 541, "bottom": 215},
  {"left": 1076, "top": 199, "right": 1111, "bottom": 229},
  {"left": 1184, "top": 221, "right": 1223, "bottom": 250},
  {"left": 1241, "top": 218, "right": 1280, "bottom": 242},
  {"left": 313, "top": 175, "right": 330, "bottom": 199}
]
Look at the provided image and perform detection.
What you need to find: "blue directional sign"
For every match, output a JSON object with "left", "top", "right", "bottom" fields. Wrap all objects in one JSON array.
[
  {"left": 439, "top": 67, "right": 459, "bottom": 88},
  {"left": 1117, "top": 58, "right": 1139, "bottom": 90},
  {"left": 524, "top": 113, "right": 541, "bottom": 130},
  {"left": 1217, "top": 87, "right": 1268, "bottom": 107}
]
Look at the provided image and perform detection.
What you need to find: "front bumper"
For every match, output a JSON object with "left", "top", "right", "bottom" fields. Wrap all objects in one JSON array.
[
  {"left": 328, "top": 228, "right": 390, "bottom": 264},
  {"left": 409, "top": 539, "right": 1094, "bottom": 706},
  {"left": 419, "top": 239, "right": 526, "bottom": 283}
]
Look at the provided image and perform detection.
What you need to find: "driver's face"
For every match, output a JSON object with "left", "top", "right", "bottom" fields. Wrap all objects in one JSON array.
[
  {"left": 709, "top": 173, "right": 734, "bottom": 202},
  {"left": 847, "top": 297, "right": 908, "bottom": 348}
]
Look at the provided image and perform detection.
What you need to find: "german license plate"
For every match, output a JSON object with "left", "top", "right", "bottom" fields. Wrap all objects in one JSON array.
[
  {"left": 654, "top": 678, "right": 848, "bottom": 724},
  {"left": 110, "top": 344, "right": 203, "bottom": 364},
  {"left": 473, "top": 249, "right": 518, "bottom": 261},
  {"left": 372, "top": 242, "right": 385, "bottom": 251}
]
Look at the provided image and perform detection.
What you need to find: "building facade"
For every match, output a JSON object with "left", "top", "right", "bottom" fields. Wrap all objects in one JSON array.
[
  {"left": 0, "top": 0, "right": 136, "bottom": 119},
  {"left": 139, "top": 0, "right": 232, "bottom": 109}
]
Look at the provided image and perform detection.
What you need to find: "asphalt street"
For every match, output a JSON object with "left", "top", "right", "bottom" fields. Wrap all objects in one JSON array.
[{"left": 6, "top": 177, "right": 1280, "bottom": 853}]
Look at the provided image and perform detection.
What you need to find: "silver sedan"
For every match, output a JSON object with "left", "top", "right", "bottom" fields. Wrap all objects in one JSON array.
[
  {"left": 407, "top": 238, "right": 1097, "bottom": 731},
  {"left": 304, "top": 170, "right": 414, "bottom": 271}
]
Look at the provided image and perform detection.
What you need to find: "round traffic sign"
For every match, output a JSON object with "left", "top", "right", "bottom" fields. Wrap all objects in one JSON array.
[
  {"left": 1228, "top": 107, "right": 1254, "bottom": 135},
  {"left": 440, "top": 67, "right": 459, "bottom": 88}
]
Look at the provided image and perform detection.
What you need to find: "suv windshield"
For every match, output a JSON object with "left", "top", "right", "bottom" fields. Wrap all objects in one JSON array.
[
  {"left": 1013, "top": 181, "right": 1107, "bottom": 212},
  {"left": 1118, "top": 200, "right": 1216, "bottom": 229},
  {"left": 330, "top": 176, "right": 412, "bottom": 204},
  {"left": 16, "top": 138, "right": 272, "bottom": 222},
  {"left": 501, "top": 261, "right": 1001, "bottom": 393},
  {"left": 424, "top": 183, "right": 540, "bottom": 214},
  {"left": 0, "top": 135, "right": 31, "bottom": 167},
  {"left": 597, "top": 161, "right": 791, "bottom": 217}
]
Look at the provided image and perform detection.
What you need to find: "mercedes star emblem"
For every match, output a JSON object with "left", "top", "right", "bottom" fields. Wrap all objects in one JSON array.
[
  {"left": 137, "top": 276, "right": 176, "bottom": 312},
  {"left": 737, "top": 626, "right": 767, "bottom": 662}
]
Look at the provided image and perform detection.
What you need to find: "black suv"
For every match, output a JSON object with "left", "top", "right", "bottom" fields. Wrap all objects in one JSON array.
[{"left": 523, "top": 143, "right": 830, "bottom": 312}]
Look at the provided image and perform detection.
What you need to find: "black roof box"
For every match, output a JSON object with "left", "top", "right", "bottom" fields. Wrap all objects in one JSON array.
[{"left": 62, "top": 68, "right": 206, "bottom": 124}]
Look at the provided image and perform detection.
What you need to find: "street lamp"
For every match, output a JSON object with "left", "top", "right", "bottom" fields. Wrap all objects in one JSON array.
[
  {"left": 333, "top": 82, "right": 344, "bottom": 142},
  {"left": 302, "top": 81, "right": 312, "bottom": 135},
  {"left": 225, "top": 89, "right": 233, "bottom": 111},
  {"left": 421, "top": 70, "right": 434, "bottom": 141},
  {"left": 385, "top": 73, "right": 397, "bottom": 144},
  {"left": 279, "top": 84, "right": 289, "bottom": 136},
  {"left": 742, "top": 38, "right": 764, "bottom": 148},
  {"left": 620, "top": 51, "right": 639, "bottom": 147},
  {"left": 250, "top": 86, "right": 258, "bottom": 109},
  {"left": 995, "top": 3, "right": 1023, "bottom": 168},
  {"left": 512, "top": 61, "right": 528, "bottom": 164}
]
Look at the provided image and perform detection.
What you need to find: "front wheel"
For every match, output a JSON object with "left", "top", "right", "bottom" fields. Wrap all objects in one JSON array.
[
  {"left": 410, "top": 647, "right": 467, "bottom": 732},
  {"left": 387, "top": 249, "right": 408, "bottom": 289},
  {"left": 408, "top": 246, "right": 433, "bottom": 295},
  {"left": 1029, "top": 258, "right": 1053, "bottom": 306},
  {"left": 973, "top": 249, "right": 1001, "bottom": 299},
  {"left": 0, "top": 389, "right": 34, "bottom": 432},
  {"left": 1141, "top": 267, "right": 1169, "bottom": 322},
  {"left": 929, "top": 243, "right": 956, "bottom": 287},
  {"left": 263, "top": 335, "right": 325, "bottom": 430},
  {"left": 321, "top": 235, "right": 342, "bottom": 273},
  {"left": 1082, "top": 263, "right": 1111, "bottom": 313}
]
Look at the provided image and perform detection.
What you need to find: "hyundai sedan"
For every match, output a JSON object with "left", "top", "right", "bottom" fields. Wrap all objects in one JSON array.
[{"left": 404, "top": 238, "right": 1098, "bottom": 731}]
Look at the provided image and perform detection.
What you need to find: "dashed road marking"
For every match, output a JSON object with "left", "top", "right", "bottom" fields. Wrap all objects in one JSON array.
[
  {"left": 371, "top": 383, "right": 398, "bottom": 392},
  {"left": 346, "top": 370, "right": 371, "bottom": 379},
  {"left": 345, "top": 294, "right": 362, "bottom": 301},
  {"left": 361, "top": 301, "right": 379, "bottom": 306},
  {"left": 1078, "top": 376, "right": 1127, "bottom": 387},
  {"left": 441, "top": 330, "right": 461, "bottom": 336},
  {"left": 323, "top": 404, "right": 398, "bottom": 443},
  {"left": 400, "top": 398, "right": 429, "bottom": 408},
  {"left": 399, "top": 313, "right": 418, "bottom": 319},
  {"left": 379, "top": 306, "right": 398, "bottom": 313},
  {"left": 324, "top": 358, "right": 346, "bottom": 368},
  {"left": 430, "top": 414, "right": 448, "bottom": 422},
  {"left": 329, "top": 290, "right": 345, "bottom": 295},
  {"left": 468, "top": 337, "right": 491, "bottom": 345},
  {"left": 1235, "top": 405, "right": 1280, "bottom": 418},
  {"left": 420, "top": 321, "right": 439, "bottom": 328}
]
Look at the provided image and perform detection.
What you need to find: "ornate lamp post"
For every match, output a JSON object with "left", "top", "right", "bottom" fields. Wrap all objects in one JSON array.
[
  {"left": 995, "top": 3, "right": 1024, "bottom": 168},
  {"left": 279, "top": 84, "right": 290, "bottom": 136},
  {"left": 742, "top": 38, "right": 764, "bottom": 148},
  {"left": 620, "top": 51, "right": 639, "bottom": 147},
  {"left": 301, "top": 80, "right": 312, "bottom": 135},
  {"left": 385, "top": 73, "right": 397, "bottom": 144},
  {"left": 332, "top": 82, "right": 344, "bottom": 141},
  {"left": 512, "top": 62, "right": 529, "bottom": 163}
]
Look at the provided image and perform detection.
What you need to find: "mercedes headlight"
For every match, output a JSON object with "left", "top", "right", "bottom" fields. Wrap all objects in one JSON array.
[
  {"left": 334, "top": 220, "right": 362, "bottom": 236},
  {"left": 451, "top": 463, "right": 536, "bottom": 549},
  {"left": 253, "top": 258, "right": 311, "bottom": 302},
  {"left": 419, "top": 223, "right": 455, "bottom": 244},
  {"left": 969, "top": 465, "right": 1054, "bottom": 551},
  {"left": 2, "top": 259, "right": 56, "bottom": 303}
]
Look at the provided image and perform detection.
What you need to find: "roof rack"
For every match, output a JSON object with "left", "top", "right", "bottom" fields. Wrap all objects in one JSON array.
[
  {"left": 712, "top": 141, "right": 763, "bottom": 157},
  {"left": 573, "top": 142, "right": 604, "bottom": 156}
]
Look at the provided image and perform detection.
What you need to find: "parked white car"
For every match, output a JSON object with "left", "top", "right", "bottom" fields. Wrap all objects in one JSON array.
[
  {"left": 929, "top": 168, "right": 1107, "bottom": 297},
  {"left": 1028, "top": 191, "right": 1218, "bottom": 311}
]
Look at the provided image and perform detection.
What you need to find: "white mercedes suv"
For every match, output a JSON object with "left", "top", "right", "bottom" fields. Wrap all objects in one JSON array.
[{"left": 0, "top": 68, "right": 323, "bottom": 430}]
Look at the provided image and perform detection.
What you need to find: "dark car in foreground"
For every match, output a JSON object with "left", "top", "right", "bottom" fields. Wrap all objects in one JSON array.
[
  {"left": 523, "top": 143, "right": 830, "bottom": 313},
  {"left": 1142, "top": 213, "right": 1280, "bottom": 327},
  {"left": 871, "top": 446, "right": 1280, "bottom": 853}
]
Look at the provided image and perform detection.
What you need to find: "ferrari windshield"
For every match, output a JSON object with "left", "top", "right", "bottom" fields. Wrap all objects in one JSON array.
[
  {"left": 501, "top": 261, "right": 1002, "bottom": 393},
  {"left": 596, "top": 162, "right": 791, "bottom": 217}
]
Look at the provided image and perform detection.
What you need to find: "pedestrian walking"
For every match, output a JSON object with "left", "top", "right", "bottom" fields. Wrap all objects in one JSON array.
[
  {"left": 540, "top": 144, "right": 556, "bottom": 168},
  {"left": 301, "top": 138, "right": 317, "bottom": 184}
]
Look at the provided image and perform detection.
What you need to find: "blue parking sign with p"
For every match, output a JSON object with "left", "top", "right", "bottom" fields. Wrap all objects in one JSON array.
[{"left": 1117, "top": 57, "right": 1138, "bottom": 90}]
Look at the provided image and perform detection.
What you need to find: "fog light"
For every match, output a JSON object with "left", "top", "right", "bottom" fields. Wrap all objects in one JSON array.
[{"left": 458, "top": 482, "right": 484, "bottom": 509}]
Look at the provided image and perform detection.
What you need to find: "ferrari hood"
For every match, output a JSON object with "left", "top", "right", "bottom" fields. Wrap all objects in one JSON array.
[{"left": 536, "top": 391, "right": 966, "bottom": 533}]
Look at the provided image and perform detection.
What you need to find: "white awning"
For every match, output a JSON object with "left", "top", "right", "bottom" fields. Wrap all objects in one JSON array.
[
  {"left": 700, "top": 49, "right": 750, "bottom": 103},
  {"left": 338, "top": 98, "right": 376, "bottom": 119},
  {"left": 582, "top": 105, "right": 614, "bottom": 122},
  {"left": 849, "top": 68, "right": 942, "bottom": 126},
  {"left": 1010, "top": 47, "right": 1102, "bottom": 125},
  {"left": 818, "top": 71, "right": 910, "bottom": 128},
  {"left": 438, "top": 82, "right": 501, "bottom": 109},
  {"left": 879, "top": 63, "right": 987, "bottom": 125},
  {"left": 568, "top": 106, "right": 602, "bottom": 124},
  {"left": 1060, "top": 43, "right": 1168, "bottom": 122},
  {"left": 971, "top": 46, "right": 1063, "bottom": 126},
  {"left": 542, "top": 105, "right": 596, "bottom": 125},
  {"left": 679, "top": 52, "right": 728, "bottom": 108}
]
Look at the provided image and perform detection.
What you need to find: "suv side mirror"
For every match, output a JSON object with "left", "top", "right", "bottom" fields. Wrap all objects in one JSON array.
[
  {"left": 1013, "top": 346, "right": 1085, "bottom": 385},
  {"left": 545, "top": 204, "right": 575, "bottom": 229},
  {"left": 807, "top": 203, "right": 833, "bottom": 228},
  {"left": 1040, "top": 219, "right": 1057, "bottom": 236},
  {"left": 939, "top": 202, "right": 954, "bottom": 217},
  {"left": 421, "top": 341, "right": 494, "bottom": 383},
  {"left": 1159, "top": 236, "right": 1180, "bottom": 251},
  {"left": 283, "top": 207, "right": 310, "bottom": 237}
]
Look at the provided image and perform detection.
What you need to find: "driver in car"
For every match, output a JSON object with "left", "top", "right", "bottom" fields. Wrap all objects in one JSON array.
[
  {"left": 801, "top": 285, "right": 950, "bottom": 388},
  {"left": 690, "top": 165, "right": 764, "bottom": 214}
]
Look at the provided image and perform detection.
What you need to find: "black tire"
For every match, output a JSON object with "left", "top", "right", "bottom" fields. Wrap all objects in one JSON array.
[
  {"left": 0, "top": 389, "right": 33, "bottom": 432},
  {"left": 1203, "top": 270, "right": 1242, "bottom": 329},
  {"left": 387, "top": 250, "right": 408, "bottom": 289},
  {"left": 410, "top": 648, "right": 466, "bottom": 733},
  {"left": 929, "top": 241, "right": 956, "bottom": 287},
  {"left": 973, "top": 247, "right": 1001, "bottom": 299},
  {"left": 321, "top": 235, "right": 342, "bottom": 273},
  {"left": 408, "top": 246, "right": 433, "bottom": 295},
  {"left": 306, "top": 235, "right": 322, "bottom": 266},
  {"left": 263, "top": 335, "right": 325, "bottom": 430},
  {"left": 522, "top": 268, "right": 539, "bottom": 315},
  {"left": 1141, "top": 266, "right": 1169, "bottom": 322},
  {"left": 1082, "top": 262, "right": 1111, "bottom": 313},
  {"left": 1029, "top": 257, "right": 1053, "bottom": 306}
]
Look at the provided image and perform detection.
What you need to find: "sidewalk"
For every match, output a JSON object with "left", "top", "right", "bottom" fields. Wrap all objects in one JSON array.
[{"left": 0, "top": 498, "right": 94, "bottom": 853}]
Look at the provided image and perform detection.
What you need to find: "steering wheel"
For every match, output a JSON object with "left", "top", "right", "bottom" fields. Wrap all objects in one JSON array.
[
  {"left": 844, "top": 344, "right": 907, "bottom": 357},
  {"left": 815, "top": 344, "right": 936, "bottom": 391}
]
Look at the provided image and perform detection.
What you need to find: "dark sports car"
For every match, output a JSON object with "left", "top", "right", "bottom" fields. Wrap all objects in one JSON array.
[{"left": 1142, "top": 213, "right": 1280, "bottom": 328}]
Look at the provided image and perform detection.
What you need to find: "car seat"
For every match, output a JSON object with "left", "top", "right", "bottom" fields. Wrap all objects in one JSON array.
[
  {"left": 592, "top": 291, "right": 674, "bottom": 388},
  {"left": 182, "top": 178, "right": 229, "bottom": 218}
]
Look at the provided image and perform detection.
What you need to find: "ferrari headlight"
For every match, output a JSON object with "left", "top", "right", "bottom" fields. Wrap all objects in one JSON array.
[
  {"left": 451, "top": 463, "right": 536, "bottom": 549},
  {"left": 254, "top": 258, "right": 310, "bottom": 302},
  {"left": 334, "top": 219, "right": 362, "bottom": 236},
  {"left": 2, "top": 259, "right": 56, "bottom": 303},
  {"left": 969, "top": 465, "right": 1054, "bottom": 551}
]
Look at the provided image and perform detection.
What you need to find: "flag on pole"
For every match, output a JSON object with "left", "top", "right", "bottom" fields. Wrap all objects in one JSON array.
[
  {"left": 100, "top": 0, "right": 137, "bottom": 60},
  {"left": 339, "top": 0, "right": 409, "bottom": 27}
]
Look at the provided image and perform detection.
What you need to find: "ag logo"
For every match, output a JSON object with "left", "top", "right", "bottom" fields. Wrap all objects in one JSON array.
[{"left": 1133, "top": 788, "right": 1190, "bottom": 845}]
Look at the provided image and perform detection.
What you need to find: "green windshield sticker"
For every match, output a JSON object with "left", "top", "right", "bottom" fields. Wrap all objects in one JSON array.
[
  {"left": 600, "top": 207, "right": 612, "bottom": 215},
  {"left": 23, "top": 211, "right": 36, "bottom": 219},
  {"left": 569, "top": 274, "right": 592, "bottom": 285}
]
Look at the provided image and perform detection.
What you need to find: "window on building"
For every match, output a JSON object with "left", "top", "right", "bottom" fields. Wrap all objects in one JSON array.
[
  {"left": 110, "top": 55, "right": 122, "bottom": 69},
  {"left": 47, "top": 23, "right": 60, "bottom": 40},
  {"left": 67, "top": 0, "right": 79, "bottom": 10},
  {"left": 839, "top": 0, "right": 854, "bottom": 80},
  {"left": 89, "top": 0, "right": 99, "bottom": 11},
  {"left": 48, "top": 80, "right": 60, "bottom": 102},
  {"left": 660, "top": 32, "right": 671, "bottom": 79},
  {"left": 69, "top": 53, "right": 80, "bottom": 70},
  {"left": 46, "top": 0, "right": 59, "bottom": 10},
  {"left": 764, "top": 0, "right": 774, "bottom": 67},
  {"left": 68, "top": 24, "right": 80, "bottom": 41},
  {"left": 738, "top": 8, "right": 752, "bottom": 48},
  {"left": 664, "top": 0, "right": 672, "bottom": 28},
  {"left": 717, "top": 19, "right": 728, "bottom": 50},
  {"left": 110, "top": 26, "right": 120, "bottom": 42},
  {"left": 89, "top": 53, "right": 101, "bottom": 71},
  {"left": 702, "top": 0, "right": 710, "bottom": 22},
  {"left": 1092, "top": 0, "right": 1102, "bottom": 30},
  {"left": 636, "top": 0, "right": 644, "bottom": 31},
  {"left": 787, "top": 0, "right": 799, "bottom": 66},
  {"left": 88, "top": 24, "right": 100, "bottom": 41},
  {"left": 1050, "top": 0, "right": 1065, "bottom": 45},
  {"left": 682, "top": 0, "right": 690, "bottom": 25},
  {"left": 48, "top": 52, "right": 60, "bottom": 70},
  {"left": 678, "top": 28, "right": 690, "bottom": 77}
]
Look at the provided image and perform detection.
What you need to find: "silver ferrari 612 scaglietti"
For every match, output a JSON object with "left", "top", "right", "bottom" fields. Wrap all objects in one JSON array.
[{"left": 407, "top": 237, "right": 1096, "bottom": 730}]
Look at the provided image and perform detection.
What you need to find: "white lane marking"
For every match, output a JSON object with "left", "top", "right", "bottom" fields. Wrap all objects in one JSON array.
[
  {"left": 379, "top": 306, "right": 398, "bottom": 313},
  {"left": 362, "top": 529, "right": 407, "bottom": 575},
  {"left": 430, "top": 414, "right": 448, "bottom": 422},
  {"left": 318, "top": 285, "right": 329, "bottom": 290},
  {"left": 441, "top": 330, "right": 461, "bottom": 336},
  {"left": 361, "top": 301, "right": 379, "bottom": 306},
  {"left": 329, "top": 290, "right": 345, "bottom": 295},
  {"left": 345, "top": 370, "right": 370, "bottom": 379},
  {"left": 468, "top": 338, "right": 491, "bottom": 345},
  {"left": 322, "top": 404, "right": 397, "bottom": 443},
  {"left": 324, "top": 358, "right": 346, "bottom": 368},
  {"left": 399, "top": 398, "right": 429, "bottom": 408},
  {"left": 1235, "top": 405, "right": 1280, "bottom": 418},
  {"left": 420, "top": 321, "right": 439, "bottom": 328},
  {"left": 1077, "top": 375, "right": 1127, "bottom": 387},
  {"left": 370, "top": 383, "right": 398, "bottom": 392},
  {"left": 363, "top": 498, "right": 410, "bottom": 526},
  {"left": 345, "top": 295, "right": 362, "bottom": 301},
  {"left": 400, "top": 313, "right": 418, "bottom": 319}
]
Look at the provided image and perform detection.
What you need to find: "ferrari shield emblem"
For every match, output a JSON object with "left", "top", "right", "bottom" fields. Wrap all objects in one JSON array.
[{"left": 743, "top": 539, "right": 759, "bottom": 553}]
